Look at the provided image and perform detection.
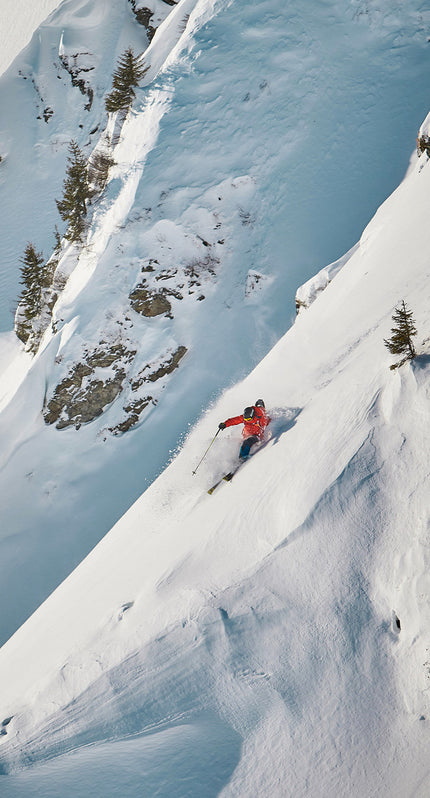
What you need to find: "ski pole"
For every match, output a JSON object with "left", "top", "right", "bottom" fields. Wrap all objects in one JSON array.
[{"left": 192, "top": 428, "right": 220, "bottom": 474}]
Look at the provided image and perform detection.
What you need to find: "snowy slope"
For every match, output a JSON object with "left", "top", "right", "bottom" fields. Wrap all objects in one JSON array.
[
  {"left": 0, "top": 0, "right": 62, "bottom": 77},
  {"left": 1, "top": 0, "right": 430, "bottom": 655},
  {"left": 1, "top": 137, "right": 430, "bottom": 795}
]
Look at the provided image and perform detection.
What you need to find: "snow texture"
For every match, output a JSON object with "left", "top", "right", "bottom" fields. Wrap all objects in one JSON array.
[
  {"left": 1, "top": 0, "right": 430, "bottom": 652},
  {"left": 1, "top": 0, "right": 430, "bottom": 796},
  {"left": 0, "top": 1, "right": 62, "bottom": 77}
]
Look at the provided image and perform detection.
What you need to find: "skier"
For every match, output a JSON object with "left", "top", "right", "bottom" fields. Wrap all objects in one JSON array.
[{"left": 218, "top": 399, "right": 271, "bottom": 459}]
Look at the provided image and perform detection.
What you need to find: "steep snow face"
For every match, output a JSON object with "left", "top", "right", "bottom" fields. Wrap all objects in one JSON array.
[
  {"left": 0, "top": 0, "right": 430, "bottom": 652},
  {"left": 0, "top": 0, "right": 428, "bottom": 639},
  {"left": 0, "top": 1, "right": 62, "bottom": 77},
  {"left": 1, "top": 139, "right": 430, "bottom": 795}
]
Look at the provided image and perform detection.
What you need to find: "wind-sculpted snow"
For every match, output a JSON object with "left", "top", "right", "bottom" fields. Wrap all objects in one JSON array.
[
  {"left": 1, "top": 2, "right": 430, "bottom": 793},
  {"left": 3, "top": 716, "right": 242, "bottom": 797},
  {"left": 0, "top": 1, "right": 61, "bottom": 77},
  {"left": 1, "top": 0, "right": 430, "bottom": 651},
  {"left": 2, "top": 143, "right": 430, "bottom": 793}
]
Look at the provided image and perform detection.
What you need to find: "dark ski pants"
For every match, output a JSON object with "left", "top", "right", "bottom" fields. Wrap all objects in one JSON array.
[{"left": 239, "top": 435, "right": 260, "bottom": 459}]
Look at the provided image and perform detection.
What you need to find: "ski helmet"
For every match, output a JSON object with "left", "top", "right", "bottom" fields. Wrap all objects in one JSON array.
[
  {"left": 255, "top": 399, "right": 265, "bottom": 408},
  {"left": 243, "top": 406, "right": 255, "bottom": 420}
]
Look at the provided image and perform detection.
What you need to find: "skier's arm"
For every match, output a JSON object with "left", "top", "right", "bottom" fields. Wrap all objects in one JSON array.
[{"left": 219, "top": 415, "right": 244, "bottom": 430}]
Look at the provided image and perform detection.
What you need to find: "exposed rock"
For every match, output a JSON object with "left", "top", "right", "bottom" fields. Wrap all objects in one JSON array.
[
  {"left": 44, "top": 343, "right": 136, "bottom": 429},
  {"left": 110, "top": 396, "right": 155, "bottom": 434},
  {"left": 129, "top": 285, "right": 172, "bottom": 317},
  {"left": 123, "top": 396, "right": 154, "bottom": 415},
  {"left": 43, "top": 106, "right": 54, "bottom": 123},
  {"left": 131, "top": 5, "right": 157, "bottom": 40},
  {"left": 58, "top": 373, "right": 125, "bottom": 429},
  {"left": 132, "top": 345, "right": 187, "bottom": 389},
  {"left": 59, "top": 53, "right": 95, "bottom": 111},
  {"left": 110, "top": 345, "right": 187, "bottom": 434},
  {"left": 145, "top": 345, "right": 187, "bottom": 381},
  {"left": 141, "top": 259, "right": 157, "bottom": 272},
  {"left": 129, "top": 0, "right": 177, "bottom": 41},
  {"left": 15, "top": 284, "right": 59, "bottom": 353},
  {"left": 86, "top": 342, "right": 136, "bottom": 368},
  {"left": 87, "top": 150, "right": 115, "bottom": 195},
  {"left": 156, "top": 268, "right": 178, "bottom": 281},
  {"left": 417, "top": 133, "right": 430, "bottom": 157},
  {"left": 15, "top": 311, "right": 32, "bottom": 345}
]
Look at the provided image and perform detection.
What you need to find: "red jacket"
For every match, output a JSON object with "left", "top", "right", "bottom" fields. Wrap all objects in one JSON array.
[{"left": 224, "top": 406, "right": 270, "bottom": 439}]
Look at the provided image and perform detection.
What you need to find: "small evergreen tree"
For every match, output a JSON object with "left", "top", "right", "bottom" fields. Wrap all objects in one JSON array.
[
  {"left": 54, "top": 225, "right": 62, "bottom": 251},
  {"left": 384, "top": 300, "right": 417, "bottom": 369},
  {"left": 56, "top": 140, "right": 91, "bottom": 242},
  {"left": 105, "top": 47, "right": 148, "bottom": 113},
  {"left": 87, "top": 150, "right": 115, "bottom": 194},
  {"left": 19, "top": 243, "right": 45, "bottom": 319}
]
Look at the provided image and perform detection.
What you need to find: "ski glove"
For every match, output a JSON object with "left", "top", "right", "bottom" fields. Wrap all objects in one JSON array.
[{"left": 218, "top": 422, "right": 226, "bottom": 430}]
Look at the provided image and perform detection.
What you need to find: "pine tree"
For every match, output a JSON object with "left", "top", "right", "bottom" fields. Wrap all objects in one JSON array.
[
  {"left": 87, "top": 150, "right": 115, "bottom": 194},
  {"left": 105, "top": 47, "right": 148, "bottom": 113},
  {"left": 56, "top": 140, "right": 90, "bottom": 242},
  {"left": 384, "top": 300, "right": 417, "bottom": 369},
  {"left": 19, "top": 243, "right": 45, "bottom": 319}
]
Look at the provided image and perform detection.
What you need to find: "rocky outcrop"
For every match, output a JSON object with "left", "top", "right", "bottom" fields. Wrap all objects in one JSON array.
[
  {"left": 59, "top": 52, "right": 95, "bottom": 111},
  {"left": 132, "top": 345, "right": 187, "bottom": 387},
  {"left": 44, "top": 370, "right": 125, "bottom": 429},
  {"left": 129, "top": 251, "right": 217, "bottom": 320},
  {"left": 110, "top": 345, "right": 187, "bottom": 434},
  {"left": 15, "top": 285, "right": 58, "bottom": 351},
  {"left": 44, "top": 342, "right": 187, "bottom": 433},
  {"left": 128, "top": 0, "right": 177, "bottom": 42},
  {"left": 44, "top": 343, "right": 136, "bottom": 429},
  {"left": 110, "top": 396, "right": 155, "bottom": 434},
  {"left": 129, "top": 285, "right": 173, "bottom": 317}
]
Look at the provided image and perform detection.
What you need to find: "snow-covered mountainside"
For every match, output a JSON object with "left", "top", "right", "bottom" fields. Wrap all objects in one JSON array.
[
  {"left": 0, "top": 1, "right": 62, "bottom": 77},
  {"left": 1, "top": 0, "right": 430, "bottom": 653},
  {"left": 1, "top": 126, "right": 430, "bottom": 796},
  {"left": 1, "top": 1, "right": 430, "bottom": 793}
]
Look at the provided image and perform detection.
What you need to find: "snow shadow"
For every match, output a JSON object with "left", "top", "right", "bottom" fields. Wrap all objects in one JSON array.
[
  {"left": 1, "top": 714, "right": 241, "bottom": 798},
  {"left": 275, "top": 428, "right": 381, "bottom": 552},
  {"left": 268, "top": 406, "right": 302, "bottom": 445},
  {"left": 412, "top": 353, "right": 430, "bottom": 372},
  {"left": 0, "top": 616, "right": 243, "bottom": 791}
]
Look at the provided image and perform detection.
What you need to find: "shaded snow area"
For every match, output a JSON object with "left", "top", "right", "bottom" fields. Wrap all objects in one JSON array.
[
  {"left": 1, "top": 133, "right": 430, "bottom": 796},
  {"left": 1, "top": 0, "right": 430, "bottom": 795}
]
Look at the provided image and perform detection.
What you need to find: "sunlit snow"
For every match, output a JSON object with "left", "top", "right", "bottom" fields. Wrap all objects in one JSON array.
[{"left": 0, "top": 0, "right": 430, "bottom": 796}]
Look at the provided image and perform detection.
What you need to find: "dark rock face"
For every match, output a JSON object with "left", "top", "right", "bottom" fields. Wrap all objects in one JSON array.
[
  {"left": 44, "top": 364, "right": 126, "bottom": 429},
  {"left": 43, "top": 342, "right": 187, "bottom": 432},
  {"left": 129, "top": 285, "right": 172, "bottom": 317},
  {"left": 43, "top": 343, "right": 136, "bottom": 429},
  {"left": 110, "top": 345, "right": 188, "bottom": 434},
  {"left": 110, "top": 396, "right": 154, "bottom": 434}
]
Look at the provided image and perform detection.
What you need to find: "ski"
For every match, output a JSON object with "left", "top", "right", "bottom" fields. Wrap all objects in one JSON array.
[{"left": 208, "top": 463, "right": 243, "bottom": 494}]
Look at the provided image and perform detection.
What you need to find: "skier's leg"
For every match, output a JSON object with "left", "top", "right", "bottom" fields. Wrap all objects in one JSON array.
[{"left": 239, "top": 435, "right": 259, "bottom": 459}]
